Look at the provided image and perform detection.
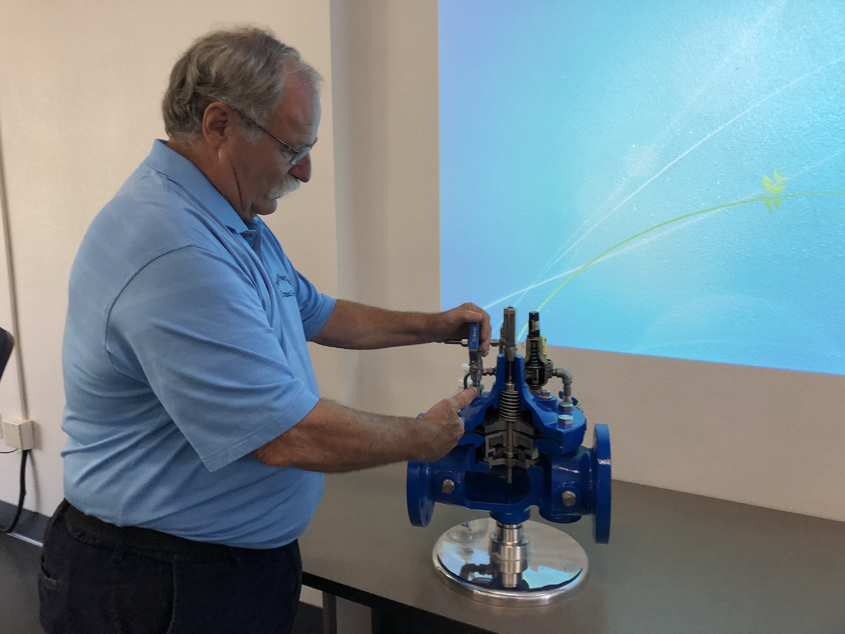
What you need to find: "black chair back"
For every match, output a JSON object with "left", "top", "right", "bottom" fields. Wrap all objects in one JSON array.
[{"left": 0, "top": 327, "right": 14, "bottom": 382}]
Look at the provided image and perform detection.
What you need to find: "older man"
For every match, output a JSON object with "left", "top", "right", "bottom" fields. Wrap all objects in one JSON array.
[{"left": 39, "top": 27, "right": 491, "bottom": 634}]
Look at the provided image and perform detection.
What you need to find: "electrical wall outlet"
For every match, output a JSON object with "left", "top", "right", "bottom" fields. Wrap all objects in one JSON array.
[{"left": 1, "top": 418, "right": 35, "bottom": 450}]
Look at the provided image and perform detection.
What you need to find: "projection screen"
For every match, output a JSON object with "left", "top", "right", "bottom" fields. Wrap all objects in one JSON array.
[{"left": 440, "top": 0, "right": 845, "bottom": 376}]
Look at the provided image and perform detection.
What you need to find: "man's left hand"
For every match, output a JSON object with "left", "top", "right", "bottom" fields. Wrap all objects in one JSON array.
[{"left": 432, "top": 303, "right": 493, "bottom": 356}]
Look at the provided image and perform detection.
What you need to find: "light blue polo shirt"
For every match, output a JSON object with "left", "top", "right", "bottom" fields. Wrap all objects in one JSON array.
[{"left": 61, "top": 140, "right": 336, "bottom": 549}]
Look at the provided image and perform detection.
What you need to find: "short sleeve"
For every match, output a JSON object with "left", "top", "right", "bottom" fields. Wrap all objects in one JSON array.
[
  {"left": 289, "top": 263, "right": 336, "bottom": 341},
  {"left": 106, "top": 246, "right": 319, "bottom": 472}
]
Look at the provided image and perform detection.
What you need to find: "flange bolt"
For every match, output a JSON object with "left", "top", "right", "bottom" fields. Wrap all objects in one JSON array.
[
  {"left": 441, "top": 479, "right": 456, "bottom": 494},
  {"left": 562, "top": 490, "right": 577, "bottom": 507}
]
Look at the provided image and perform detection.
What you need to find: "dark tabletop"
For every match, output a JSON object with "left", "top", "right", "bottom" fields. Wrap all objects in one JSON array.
[{"left": 299, "top": 462, "right": 845, "bottom": 634}]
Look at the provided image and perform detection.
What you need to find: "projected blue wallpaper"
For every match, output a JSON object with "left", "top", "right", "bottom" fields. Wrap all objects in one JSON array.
[{"left": 440, "top": 1, "right": 845, "bottom": 374}]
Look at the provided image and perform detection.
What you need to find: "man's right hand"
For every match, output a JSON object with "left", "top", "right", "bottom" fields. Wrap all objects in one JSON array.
[{"left": 414, "top": 387, "right": 477, "bottom": 462}]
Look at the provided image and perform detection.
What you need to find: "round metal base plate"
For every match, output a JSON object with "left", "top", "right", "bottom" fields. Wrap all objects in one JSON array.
[{"left": 432, "top": 518, "right": 588, "bottom": 606}]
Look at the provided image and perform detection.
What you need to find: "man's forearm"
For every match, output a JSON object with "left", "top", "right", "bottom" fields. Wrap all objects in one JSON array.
[
  {"left": 311, "top": 300, "right": 434, "bottom": 349},
  {"left": 254, "top": 399, "right": 427, "bottom": 472}
]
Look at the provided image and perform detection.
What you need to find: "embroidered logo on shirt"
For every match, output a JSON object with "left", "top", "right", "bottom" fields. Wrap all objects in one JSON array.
[{"left": 274, "top": 274, "right": 295, "bottom": 297}]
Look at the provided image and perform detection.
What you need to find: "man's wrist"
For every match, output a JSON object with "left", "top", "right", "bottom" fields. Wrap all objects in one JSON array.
[
  {"left": 393, "top": 310, "right": 436, "bottom": 344},
  {"left": 403, "top": 415, "right": 429, "bottom": 462},
  {"left": 418, "top": 312, "right": 438, "bottom": 343}
]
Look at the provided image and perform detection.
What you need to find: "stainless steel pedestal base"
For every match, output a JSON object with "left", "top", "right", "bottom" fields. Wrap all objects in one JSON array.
[{"left": 432, "top": 518, "right": 588, "bottom": 606}]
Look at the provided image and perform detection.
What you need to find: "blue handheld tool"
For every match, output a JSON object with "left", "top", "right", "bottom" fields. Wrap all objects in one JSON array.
[{"left": 407, "top": 307, "right": 611, "bottom": 605}]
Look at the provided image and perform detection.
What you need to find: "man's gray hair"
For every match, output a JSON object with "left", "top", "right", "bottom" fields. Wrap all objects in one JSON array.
[{"left": 163, "top": 27, "right": 321, "bottom": 146}]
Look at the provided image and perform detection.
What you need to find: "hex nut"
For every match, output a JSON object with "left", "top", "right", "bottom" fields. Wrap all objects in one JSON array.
[
  {"left": 441, "top": 479, "right": 456, "bottom": 494},
  {"left": 557, "top": 414, "right": 573, "bottom": 426},
  {"left": 562, "top": 490, "right": 577, "bottom": 507},
  {"left": 539, "top": 389, "right": 552, "bottom": 399}
]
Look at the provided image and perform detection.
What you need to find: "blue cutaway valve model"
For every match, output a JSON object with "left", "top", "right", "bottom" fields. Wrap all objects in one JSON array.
[{"left": 407, "top": 307, "right": 611, "bottom": 605}]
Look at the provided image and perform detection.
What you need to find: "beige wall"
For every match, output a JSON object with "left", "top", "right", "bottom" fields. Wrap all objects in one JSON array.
[
  {"left": 0, "top": 0, "right": 339, "bottom": 514},
  {"left": 1, "top": 0, "right": 843, "bottom": 524},
  {"left": 0, "top": 125, "right": 26, "bottom": 428}
]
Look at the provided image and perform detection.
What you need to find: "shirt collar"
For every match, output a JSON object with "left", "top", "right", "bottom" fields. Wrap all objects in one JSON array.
[{"left": 143, "top": 139, "right": 250, "bottom": 234}]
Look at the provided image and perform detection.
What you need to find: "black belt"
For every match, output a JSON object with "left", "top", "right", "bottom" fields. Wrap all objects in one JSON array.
[{"left": 59, "top": 499, "right": 248, "bottom": 559}]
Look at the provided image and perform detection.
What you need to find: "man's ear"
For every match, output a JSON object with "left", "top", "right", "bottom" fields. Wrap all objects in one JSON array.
[{"left": 202, "top": 102, "right": 232, "bottom": 150}]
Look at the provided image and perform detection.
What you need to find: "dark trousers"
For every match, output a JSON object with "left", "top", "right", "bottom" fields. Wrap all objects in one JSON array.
[{"left": 39, "top": 500, "right": 302, "bottom": 634}]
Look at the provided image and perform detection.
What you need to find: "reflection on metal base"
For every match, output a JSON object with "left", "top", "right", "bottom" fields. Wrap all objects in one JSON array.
[{"left": 433, "top": 518, "right": 588, "bottom": 606}]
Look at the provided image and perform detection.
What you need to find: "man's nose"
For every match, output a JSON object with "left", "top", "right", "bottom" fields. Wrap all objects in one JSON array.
[{"left": 289, "top": 153, "right": 312, "bottom": 183}]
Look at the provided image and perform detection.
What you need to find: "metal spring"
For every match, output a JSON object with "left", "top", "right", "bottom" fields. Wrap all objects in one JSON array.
[{"left": 499, "top": 383, "right": 521, "bottom": 423}]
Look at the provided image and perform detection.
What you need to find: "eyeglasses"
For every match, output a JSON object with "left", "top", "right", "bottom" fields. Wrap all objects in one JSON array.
[{"left": 228, "top": 106, "right": 316, "bottom": 166}]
